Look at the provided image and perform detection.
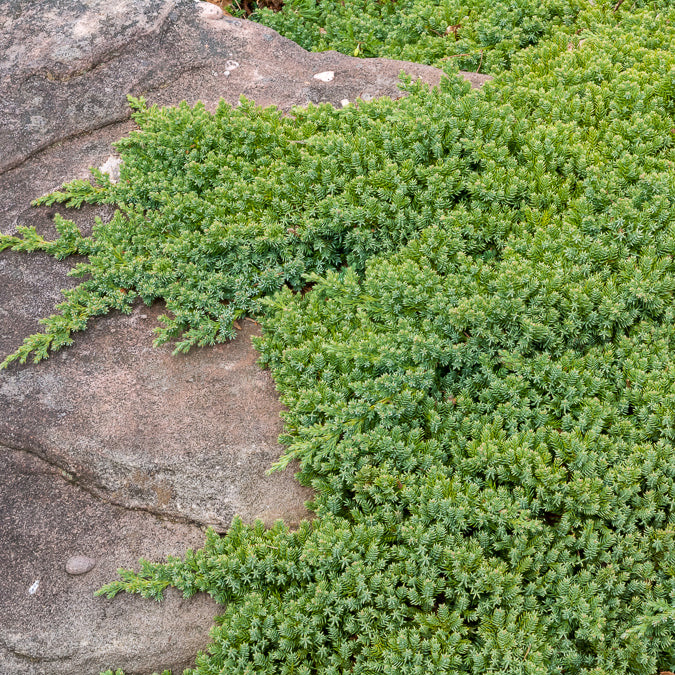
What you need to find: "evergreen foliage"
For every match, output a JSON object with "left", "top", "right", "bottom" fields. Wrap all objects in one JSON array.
[
  {"left": 253, "top": 0, "right": 588, "bottom": 73},
  {"left": 1, "top": 76, "right": 487, "bottom": 367},
  {"left": 4, "top": 1, "right": 675, "bottom": 673}
]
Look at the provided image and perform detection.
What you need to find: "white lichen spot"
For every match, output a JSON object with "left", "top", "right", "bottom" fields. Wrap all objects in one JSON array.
[
  {"left": 341, "top": 99, "right": 350, "bottom": 107},
  {"left": 99, "top": 155, "right": 121, "bottom": 183},
  {"left": 313, "top": 71, "right": 335, "bottom": 83}
]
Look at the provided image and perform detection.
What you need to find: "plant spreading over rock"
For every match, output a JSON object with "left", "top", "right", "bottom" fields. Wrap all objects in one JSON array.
[{"left": 3, "top": 1, "right": 675, "bottom": 673}]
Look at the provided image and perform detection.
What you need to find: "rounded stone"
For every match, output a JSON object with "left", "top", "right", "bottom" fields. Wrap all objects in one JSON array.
[
  {"left": 65, "top": 555, "right": 96, "bottom": 576},
  {"left": 195, "top": 0, "right": 224, "bottom": 20}
]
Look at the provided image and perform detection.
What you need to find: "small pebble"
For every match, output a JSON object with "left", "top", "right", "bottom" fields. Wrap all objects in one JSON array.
[
  {"left": 66, "top": 556, "right": 96, "bottom": 576},
  {"left": 313, "top": 71, "right": 335, "bottom": 82}
]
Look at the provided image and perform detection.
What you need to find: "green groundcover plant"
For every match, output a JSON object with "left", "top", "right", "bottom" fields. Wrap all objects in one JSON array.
[
  {"left": 252, "top": 0, "right": 587, "bottom": 73},
  {"left": 4, "top": 1, "right": 675, "bottom": 673}
]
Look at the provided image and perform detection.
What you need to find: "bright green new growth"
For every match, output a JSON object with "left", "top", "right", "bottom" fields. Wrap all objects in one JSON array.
[{"left": 4, "top": 1, "right": 675, "bottom": 674}]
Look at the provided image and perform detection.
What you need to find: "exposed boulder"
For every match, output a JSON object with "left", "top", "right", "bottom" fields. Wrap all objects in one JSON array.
[
  {"left": 0, "top": 0, "right": 488, "bottom": 176},
  {"left": 0, "top": 0, "right": 489, "bottom": 533},
  {"left": 0, "top": 307, "right": 313, "bottom": 530},
  {"left": 0, "top": 447, "right": 219, "bottom": 675},
  {"left": 0, "top": 1, "right": 490, "bottom": 672}
]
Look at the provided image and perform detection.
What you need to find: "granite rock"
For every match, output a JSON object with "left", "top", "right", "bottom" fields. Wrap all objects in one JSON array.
[
  {"left": 0, "top": 448, "right": 220, "bottom": 675},
  {"left": 0, "top": 1, "right": 490, "bottom": 672}
]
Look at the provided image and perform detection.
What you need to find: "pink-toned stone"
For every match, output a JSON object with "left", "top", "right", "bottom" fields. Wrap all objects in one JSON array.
[
  {"left": 65, "top": 556, "right": 96, "bottom": 575},
  {"left": 0, "top": 307, "right": 313, "bottom": 530},
  {"left": 0, "top": 447, "right": 219, "bottom": 675},
  {"left": 0, "top": 0, "right": 491, "bottom": 672}
]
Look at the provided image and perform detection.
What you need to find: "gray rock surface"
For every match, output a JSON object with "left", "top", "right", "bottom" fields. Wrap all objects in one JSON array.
[
  {"left": 0, "top": 0, "right": 489, "bottom": 528},
  {"left": 0, "top": 1, "right": 490, "bottom": 673},
  {"left": 0, "top": 306, "right": 313, "bottom": 530},
  {"left": 0, "top": 447, "right": 219, "bottom": 675},
  {"left": 0, "top": 0, "right": 488, "bottom": 176}
]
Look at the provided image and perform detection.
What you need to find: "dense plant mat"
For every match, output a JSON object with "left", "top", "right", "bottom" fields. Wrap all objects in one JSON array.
[
  {"left": 252, "top": 0, "right": 588, "bottom": 72},
  {"left": 0, "top": 78, "right": 481, "bottom": 366},
  {"left": 4, "top": 1, "right": 675, "bottom": 673},
  {"left": 251, "top": 0, "right": 675, "bottom": 74}
]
